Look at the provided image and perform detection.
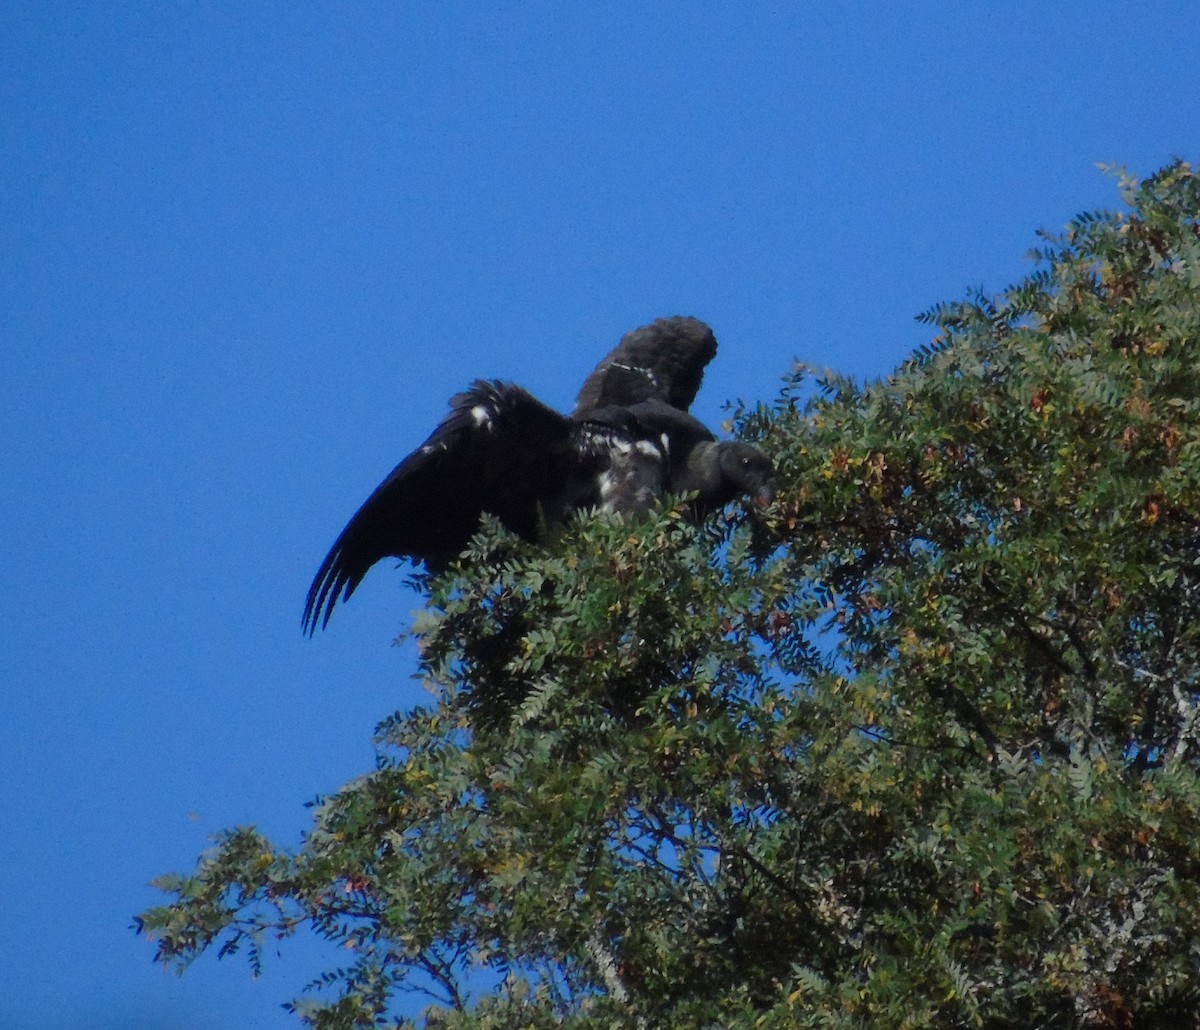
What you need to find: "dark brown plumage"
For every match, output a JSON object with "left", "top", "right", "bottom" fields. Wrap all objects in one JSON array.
[{"left": 303, "top": 317, "right": 772, "bottom": 633}]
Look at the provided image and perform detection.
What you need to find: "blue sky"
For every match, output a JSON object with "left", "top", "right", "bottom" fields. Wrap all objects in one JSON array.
[{"left": 2, "top": 3, "right": 1195, "bottom": 1027}]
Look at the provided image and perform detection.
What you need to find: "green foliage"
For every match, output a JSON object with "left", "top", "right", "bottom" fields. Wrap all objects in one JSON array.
[{"left": 138, "top": 162, "right": 1200, "bottom": 1027}]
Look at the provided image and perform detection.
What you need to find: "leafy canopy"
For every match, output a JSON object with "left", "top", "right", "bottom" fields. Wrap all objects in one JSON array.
[{"left": 139, "top": 162, "right": 1200, "bottom": 1028}]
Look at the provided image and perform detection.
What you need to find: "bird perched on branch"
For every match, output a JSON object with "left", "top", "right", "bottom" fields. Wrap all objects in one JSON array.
[{"left": 303, "top": 317, "right": 774, "bottom": 633}]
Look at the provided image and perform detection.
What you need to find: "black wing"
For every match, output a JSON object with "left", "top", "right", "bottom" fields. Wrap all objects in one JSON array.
[
  {"left": 303, "top": 381, "right": 575, "bottom": 633},
  {"left": 573, "top": 316, "right": 718, "bottom": 416}
]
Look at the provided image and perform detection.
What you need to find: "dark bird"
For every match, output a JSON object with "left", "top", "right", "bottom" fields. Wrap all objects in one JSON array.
[{"left": 303, "top": 317, "right": 773, "bottom": 633}]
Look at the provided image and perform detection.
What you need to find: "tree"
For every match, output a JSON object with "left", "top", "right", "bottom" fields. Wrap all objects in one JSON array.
[{"left": 139, "top": 162, "right": 1200, "bottom": 1028}]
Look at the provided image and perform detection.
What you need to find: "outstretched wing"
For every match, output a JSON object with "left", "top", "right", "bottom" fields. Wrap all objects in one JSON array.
[
  {"left": 573, "top": 316, "right": 718, "bottom": 416},
  {"left": 303, "top": 381, "right": 574, "bottom": 633}
]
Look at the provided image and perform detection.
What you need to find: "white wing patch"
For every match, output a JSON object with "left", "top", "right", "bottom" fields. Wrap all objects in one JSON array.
[
  {"left": 599, "top": 470, "right": 620, "bottom": 501},
  {"left": 635, "top": 439, "right": 661, "bottom": 458}
]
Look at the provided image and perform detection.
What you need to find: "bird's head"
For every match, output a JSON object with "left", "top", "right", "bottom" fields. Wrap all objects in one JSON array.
[{"left": 719, "top": 442, "right": 775, "bottom": 507}]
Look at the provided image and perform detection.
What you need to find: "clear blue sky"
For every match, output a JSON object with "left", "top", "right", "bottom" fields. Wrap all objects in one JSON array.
[{"left": 2, "top": 3, "right": 1195, "bottom": 1027}]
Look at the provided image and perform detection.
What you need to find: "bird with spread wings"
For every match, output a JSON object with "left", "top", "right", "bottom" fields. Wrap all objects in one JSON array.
[{"left": 303, "top": 316, "right": 774, "bottom": 633}]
